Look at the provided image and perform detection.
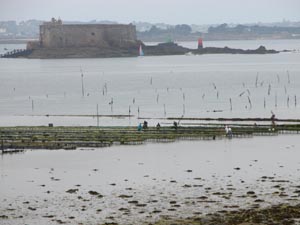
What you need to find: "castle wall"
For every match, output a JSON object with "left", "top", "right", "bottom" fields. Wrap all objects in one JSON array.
[{"left": 40, "top": 24, "right": 137, "bottom": 48}]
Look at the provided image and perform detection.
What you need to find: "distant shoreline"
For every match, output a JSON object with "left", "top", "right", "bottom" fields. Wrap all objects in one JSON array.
[
  {"left": 1, "top": 37, "right": 300, "bottom": 45},
  {"left": 0, "top": 39, "right": 36, "bottom": 44}
]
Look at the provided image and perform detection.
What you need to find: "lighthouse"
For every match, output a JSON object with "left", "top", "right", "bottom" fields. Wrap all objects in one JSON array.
[{"left": 198, "top": 38, "right": 203, "bottom": 49}]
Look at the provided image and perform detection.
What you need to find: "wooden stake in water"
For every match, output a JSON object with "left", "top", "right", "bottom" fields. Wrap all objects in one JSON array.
[
  {"left": 264, "top": 97, "right": 266, "bottom": 109},
  {"left": 163, "top": 104, "right": 166, "bottom": 117},
  {"left": 96, "top": 104, "right": 99, "bottom": 127},
  {"left": 109, "top": 98, "right": 113, "bottom": 113},
  {"left": 138, "top": 106, "right": 140, "bottom": 118},
  {"left": 287, "top": 70, "right": 290, "bottom": 84},
  {"left": 105, "top": 83, "right": 108, "bottom": 94},
  {"left": 80, "top": 68, "right": 85, "bottom": 97},
  {"left": 248, "top": 96, "right": 252, "bottom": 109},
  {"left": 287, "top": 95, "right": 290, "bottom": 108},
  {"left": 284, "top": 85, "right": 287, "bottom": 95},
  {"left": 275, "top": 92, "right": 278, "bottom": 108},
  {"left": 212, "top": 83, "right": 217, "bottom": 90},
  {"left": 255, "top": 73, "right": 259, "bottom": 88},
  {"left": 239, "top": 91, "right": 245, "bottom": 97},
  {"left": 295, "top": 95, "right": 297, "bottom": 107},
  {"left": 277, "top": 74, "right": 280, "bottom": 83},
  {"left": 268, "top": 84, "right": 271, "bottom": 96},
  {"left": 229, "top": 98, "right": 232, "bottom": 111},
  {"left": 260, "top": 81, "right": 264, "bottom": 87},
  {"left": 31, "top": 100, "right": 34, "bottom": 112}
]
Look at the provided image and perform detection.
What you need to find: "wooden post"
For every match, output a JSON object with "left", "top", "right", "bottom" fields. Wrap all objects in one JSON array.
[
  {"left": 96, "top": 104, "right": 99, "bottom": 127},
  {"left": 81, "top": 68, "right": 85, "bottom": 97}
]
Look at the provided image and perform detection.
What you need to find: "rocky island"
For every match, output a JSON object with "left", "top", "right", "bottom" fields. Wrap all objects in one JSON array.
[{"left": 1, "top": 18, "right": 278, "bottom": 59}]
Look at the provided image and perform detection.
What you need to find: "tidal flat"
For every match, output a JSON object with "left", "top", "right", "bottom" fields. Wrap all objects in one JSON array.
[{"left": 1, "top": 134, "right": 300, "bottom": 224}]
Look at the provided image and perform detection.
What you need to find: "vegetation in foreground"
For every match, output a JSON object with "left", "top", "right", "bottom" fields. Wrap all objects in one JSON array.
[{"left": 0, "top": 123, "right": 300, "bottom": 151}]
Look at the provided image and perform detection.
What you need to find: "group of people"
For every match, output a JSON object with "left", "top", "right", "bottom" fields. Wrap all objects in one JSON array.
[
  {"left": 138, "top": 121, "right": 180, "bottom": 131},
  {"left": 136, "top": 113, "right": 277, "bottom": 137},
  {"left": 137, "top": 121, "right": 148, "bottom": 131},
  {"left": 137, "top": 121, "right": 161, "bottom": 131}
]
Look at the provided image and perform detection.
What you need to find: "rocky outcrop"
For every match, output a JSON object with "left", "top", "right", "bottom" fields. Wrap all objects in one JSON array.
[
  {"left": 194, "top": 45, "right": 278, "bottom": 54},
  {"left": 1, "top": 42, "right": 278, "bottom": 59},
  {"left": 143, "top": 42, "right": 278, "bottom": 56}
]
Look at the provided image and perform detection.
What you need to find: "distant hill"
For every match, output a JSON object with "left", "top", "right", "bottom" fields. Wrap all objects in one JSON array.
[
  {"left": 1, "top": 19, "right": 300, "bottom": 42},
  {"left": 137, "top": 23, "right": 300, "bottom": 42}
]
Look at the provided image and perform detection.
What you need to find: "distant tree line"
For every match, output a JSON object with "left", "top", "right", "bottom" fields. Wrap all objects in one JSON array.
[
  {"left": 137, "top": 24, "right": 199, "bottom": 42},
  {"left": 1, "top": 20, "right": 300, "bottom": 41},
  {"left": 208, "top": 23, "right": 300, "bottom": 35},
  {"left": 137, "top": 23, "right": 300, "bottom": 41}
]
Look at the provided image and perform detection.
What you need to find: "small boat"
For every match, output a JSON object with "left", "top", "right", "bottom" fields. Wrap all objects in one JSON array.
[
  {"left": 139, "top": 44, "right": 144, "bottom": 56},
  {"left": 185, "top": 52, "right": 194, "bottom": 56}
]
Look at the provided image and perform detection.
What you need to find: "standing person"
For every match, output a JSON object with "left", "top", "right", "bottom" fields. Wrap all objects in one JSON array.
[
  {"left": 173, "top": 121, "right": 178, "bottom": 130},
  {"left": 143, "top": 121, "right": 148, "bottom": 130},
  {"left": 225, "top": 125, "right": 229, "bottom": 135},
  {"left": 156, "top": 123, "right": 161, "bottom": 130},
  {"left": 271, "top": 113, "right": 276, "bottom": 128},
  {"left": 137, "top": 123, "right": 142, "bottom": 131}
]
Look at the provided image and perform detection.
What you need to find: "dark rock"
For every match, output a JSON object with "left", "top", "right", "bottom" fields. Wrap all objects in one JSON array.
[
  {"left": 118, "top": 194, "right": 133, "bottom": 198},
  {"left": 66, "top": 189, "right": 78, "bottom": 194},
  {"left": 28, "top": 207, "right": 36, "bottom": 211},
  {"left": 88, "top": 191, "right": 99, "bottom": 196}
]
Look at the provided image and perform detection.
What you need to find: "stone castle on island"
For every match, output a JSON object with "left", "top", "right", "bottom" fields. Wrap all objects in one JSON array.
[
  {"left": 26, "top": 18, "right": 141, "bottom": 58},
  {"left": 1, "top": 18, "right": 278, "bottom": 58}
]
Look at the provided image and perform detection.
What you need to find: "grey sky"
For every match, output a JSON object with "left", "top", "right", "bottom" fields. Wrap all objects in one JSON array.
[{"left": 0, "top": 0, "right": 299, "bottom": 24}]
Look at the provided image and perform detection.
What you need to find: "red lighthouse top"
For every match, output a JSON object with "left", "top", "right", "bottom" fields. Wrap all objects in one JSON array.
[{"left": 198, "top": 38, "right": 203, "bottom": 49}]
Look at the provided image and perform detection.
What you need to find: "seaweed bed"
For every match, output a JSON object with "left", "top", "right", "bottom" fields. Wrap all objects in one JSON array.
[{"left": 1, "top": 123, "right": 300, "bottom": 151}]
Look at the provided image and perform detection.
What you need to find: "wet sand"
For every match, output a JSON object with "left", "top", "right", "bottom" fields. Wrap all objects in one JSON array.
[{"left": 1, "top": 135, "right": 300, "bottom": 224}]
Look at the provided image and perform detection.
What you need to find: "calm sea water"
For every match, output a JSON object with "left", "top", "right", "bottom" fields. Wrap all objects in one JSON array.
[
  {"left": 0, "top": 40, "right": 300, "bottom": 126},
  {"left": 1, "top": 40, "right": 300, "bottom": 224}
]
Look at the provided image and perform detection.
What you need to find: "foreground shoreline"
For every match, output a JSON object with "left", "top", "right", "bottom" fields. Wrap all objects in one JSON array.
[
  {"left": 1, "top": 203, "right": 300, "bottom": 224},
  {"left": 153, "top": 203, "right": 300, "bottom": 225},
  {"left": 1, "top": 132, "right": 299, "bottom": 225}
]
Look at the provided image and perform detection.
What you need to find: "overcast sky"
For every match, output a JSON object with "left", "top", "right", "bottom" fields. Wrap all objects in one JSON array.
[{"left": 0, "top": 0, "right": 300, "bottom": 24}]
